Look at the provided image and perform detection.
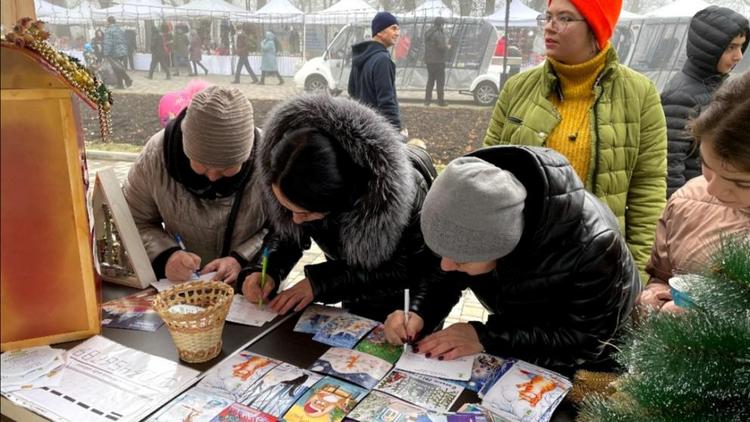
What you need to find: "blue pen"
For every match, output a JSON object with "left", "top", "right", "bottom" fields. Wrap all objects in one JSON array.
[{"left": 174, "top": 233, "right": 200, "bottom": 280}]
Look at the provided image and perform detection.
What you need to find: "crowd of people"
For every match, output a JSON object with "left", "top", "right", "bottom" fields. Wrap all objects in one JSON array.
[
  {"left": 123, "top": 0, "right": 748, "bottom": 385},
  {"left": 80, "top": 18, "right": 300, "bottom": 86}
]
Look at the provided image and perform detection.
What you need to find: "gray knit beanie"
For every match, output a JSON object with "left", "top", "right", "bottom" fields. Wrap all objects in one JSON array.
[
  {"left": 421, "top": 157, "right": 527, "bottom": 262},
  {"left": 181, "top": 86, "right": 254, "bottom": 168}
]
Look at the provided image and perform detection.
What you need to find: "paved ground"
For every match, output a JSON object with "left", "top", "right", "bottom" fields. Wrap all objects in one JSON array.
[
  {"left": 87, "top": 125, "right": 488, "bottom": 329},
  {"left": 108, "top": 69, "right": 482, "bottom": 107}
]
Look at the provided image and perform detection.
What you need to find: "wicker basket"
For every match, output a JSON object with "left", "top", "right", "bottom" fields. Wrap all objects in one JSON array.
[{"left": 153, "top": 280, "right": 234, "bottom": 363}]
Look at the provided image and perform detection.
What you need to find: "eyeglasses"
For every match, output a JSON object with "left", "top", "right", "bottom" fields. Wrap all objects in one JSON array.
[{"left": 536, "top": 13, "right": 587, "bottom": 32}]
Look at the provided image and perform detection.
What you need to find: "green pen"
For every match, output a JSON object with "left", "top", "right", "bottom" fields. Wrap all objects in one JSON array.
[{"left": 258, "top": 247, "right": 270, "bottom": 306}]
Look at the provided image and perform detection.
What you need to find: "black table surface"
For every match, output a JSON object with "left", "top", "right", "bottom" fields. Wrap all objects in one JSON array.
[
  {"left": 56, "top": 282, "right": 289, "bottom": 372},
  {"left": 21, "top": 282, "right": 577, "bottom": 421}
]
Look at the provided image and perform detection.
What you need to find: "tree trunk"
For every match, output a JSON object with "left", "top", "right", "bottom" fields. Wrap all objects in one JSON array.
[
  {"left": 404, "top": 0, "right": 417, "bottom": 12},
  {"left": 459, "top": 0, "right": 472, "bottom": 16},
  {"left": 485, "top": 0, "right": 496, "bottom": 16}
]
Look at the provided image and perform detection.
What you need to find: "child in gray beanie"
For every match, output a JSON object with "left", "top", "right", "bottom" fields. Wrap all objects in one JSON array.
[{"left": 383, "top": 146, "right": 641, "bottom": 376}]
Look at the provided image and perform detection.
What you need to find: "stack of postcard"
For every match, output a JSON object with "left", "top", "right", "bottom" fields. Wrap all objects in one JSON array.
[
  {"left": 0, "top": 346, "right": 65, "bottom": 394},
  {"left": 480, "top": 360, "right": 572, "bottom": 422}
]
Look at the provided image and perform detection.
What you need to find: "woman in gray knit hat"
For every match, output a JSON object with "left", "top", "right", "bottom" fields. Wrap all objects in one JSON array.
[
  {"left": 123, "top": 86, "right": 266, "bottom": 284},
  {"left": 383, "top": 145, "right": 641, "bottom": 376}
]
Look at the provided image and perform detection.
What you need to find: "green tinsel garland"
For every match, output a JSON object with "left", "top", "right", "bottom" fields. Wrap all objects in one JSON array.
[{"left": 578, "top": 235, "right": 750, "bottom": 422}]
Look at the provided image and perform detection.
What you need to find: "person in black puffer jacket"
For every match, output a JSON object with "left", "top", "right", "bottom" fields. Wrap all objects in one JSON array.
[
  {"left": 237, "top": 94, "right": 441, "bottom": 322},
  {"left": 662, "top": 6, "right": 748, "bottom": 198},
  {"left": 383, "top": 146, "right": 641, "bottom": 376}
]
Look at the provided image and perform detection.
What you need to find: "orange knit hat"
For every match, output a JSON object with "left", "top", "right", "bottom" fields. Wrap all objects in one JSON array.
[{"left": 549, "top": 0, "right": 622, "bottom": 49}]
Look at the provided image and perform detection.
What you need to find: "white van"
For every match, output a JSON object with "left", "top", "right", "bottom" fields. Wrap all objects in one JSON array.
[{"left": 294, "top": 17, "right": 513, "bottom": 106}]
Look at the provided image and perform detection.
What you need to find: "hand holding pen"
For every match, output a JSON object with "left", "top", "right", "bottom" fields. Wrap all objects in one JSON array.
[{"left": 164, "top": 234, "right": 202, "bottom": 282}]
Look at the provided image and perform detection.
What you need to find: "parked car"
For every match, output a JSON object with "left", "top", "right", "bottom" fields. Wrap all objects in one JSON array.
[{"left": 294, "top": 17, "right": 507, "bottom": 106}]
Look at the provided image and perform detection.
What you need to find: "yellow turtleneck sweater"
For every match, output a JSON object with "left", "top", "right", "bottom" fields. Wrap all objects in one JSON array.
[{"left": 547, "top": 45, "right": 609, "bottom": 183}]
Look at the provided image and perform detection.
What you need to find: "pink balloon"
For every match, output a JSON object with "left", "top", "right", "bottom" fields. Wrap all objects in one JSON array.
[{"left": 157, "top": 79, "right": 213, "bottom": 127}]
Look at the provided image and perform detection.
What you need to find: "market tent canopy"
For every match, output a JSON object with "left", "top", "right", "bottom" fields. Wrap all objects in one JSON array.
[
  {"left": 307, "top": 0, "right": 377, "bottom": 25},
  {"left": 486, "top": 1, "right": 541, "bottom": 27},
  {"left": 91, "top": 0, "right": 177, "bottom": 21},
  {"left": 167, "top": 0, "right": 249, "bottom": 18},
  {"left": 247, "top": 0, "right": 304, "bottom": 22},
  {"left": 407, "top": 0, "right": 453, "bottom": 18},
  {"left": 645, "top": 0, "right": 711, "bottom": 17},
  {"left": 35, "top": 0, "right": 69, "bottom": 17},
  {"left": 619, "top": 10, "right": 644, "bottom": 21},
  {"left": 43, "top": 0, "right": 97, "bottom": 25}
]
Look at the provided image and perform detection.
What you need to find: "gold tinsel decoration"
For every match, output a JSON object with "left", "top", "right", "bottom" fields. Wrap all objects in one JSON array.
[
  {"left": 567, "top": 369, "right": 619, "bottom": 406},
  {"left": 2, "top": 18, "right": 113, "bottom": 142}
]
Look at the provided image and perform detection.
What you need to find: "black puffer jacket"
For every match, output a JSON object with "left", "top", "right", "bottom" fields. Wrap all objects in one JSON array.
[
  {"left": 412, "top": 146, "right": 641, "bottom": 375},
  {"left": 239, "top": 94, "right": 438, "bottom": 321},
  {"left": 662, "top": 6, "right": 748, "bottom": 197}
]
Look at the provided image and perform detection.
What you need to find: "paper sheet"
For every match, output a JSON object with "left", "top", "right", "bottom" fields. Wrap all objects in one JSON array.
[
  {"left": 6, "top": 336, "right": 199, "bottom": 422},
  {"left": 225, "top": 295, "right": 278, "bottom": 327},
  {"left": 395, "top": 347, "right": 475, "bottom": 381}
]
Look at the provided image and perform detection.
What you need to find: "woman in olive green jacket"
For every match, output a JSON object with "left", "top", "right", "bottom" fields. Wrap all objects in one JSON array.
[{"left": 484, "top": 0, "right": 667, "bottom": 279}]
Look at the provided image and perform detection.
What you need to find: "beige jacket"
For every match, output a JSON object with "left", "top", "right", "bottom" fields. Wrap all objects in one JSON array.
[
  {"left": 646, "top": 176, "right": 750, "bottom": 285},
  {"left": 123, "top": 130, "right": 267, "bottom": 266}
]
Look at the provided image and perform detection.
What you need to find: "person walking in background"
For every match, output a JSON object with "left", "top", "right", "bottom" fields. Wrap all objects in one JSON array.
[
  {"left": 103, "top": 16, "right": 131, "bottom": 89},
  {"left": 91, "top": 29, "right": 105, "bottom": 63},
  {"left": 661, "top": 6, "right": 748, "bottom": 198},
  {"left": 348, "top": 12, "right": 403, "bottom": 132},
  {"left": 161, "top": 22, "right": 175, "bottom": 75},
  {"left": 260, "top": 31, "right": 283, "bottom": 85},
  {"left": 423, "top": 16, "right": 449, "bottom": 106},
  {"left": 640, "top": 71, "right": 750, "bottom": 315},
  {"left": 483, "top": 0, "right": 667, "bottom": 280},
  {"left": 148, "top": 23, "right": 171, "bottom": 80},
  {"left": 233, "top": 25, "right": 259, "bottom": 84},
  {"left": 173, "top": 25, "right": 190, "bottom": 76},
  {"left": 125, "top": 28, "right": 137, "bottom": 70},
  {"left": 190, "top": 29, "right": 208, "bottom": 76},
  {"left": 288, "top": 26, "right": 300, "bottom": 55}
]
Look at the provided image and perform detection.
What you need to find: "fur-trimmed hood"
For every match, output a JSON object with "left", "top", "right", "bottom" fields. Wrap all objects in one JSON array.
[{"left": 258, "top": 94, "right": 417, "bottom": 269}]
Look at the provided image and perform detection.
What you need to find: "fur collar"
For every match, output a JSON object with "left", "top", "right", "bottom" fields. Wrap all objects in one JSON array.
[{"left": 258, "top": 94, "right": 416, "bottom": 269}]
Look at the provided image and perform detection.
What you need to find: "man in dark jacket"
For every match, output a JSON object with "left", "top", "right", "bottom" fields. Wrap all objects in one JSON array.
[
  {"left": 384, "top": 146, "right": 640, "bottom": 376},
  {"left": 238, "top": 95, "right": 440, "bottom": 321},
  {"left": 348, "top": 11, "right": 403, "bottom": 131},
  {"left": 662, "top": 6, "right": 748, "bottom": 197},
  {"left": 233, "top": 25, "right": 259, "bottom": 84},
  {"left": 424, "top": 17, "right": 449, "bottom": 106}
]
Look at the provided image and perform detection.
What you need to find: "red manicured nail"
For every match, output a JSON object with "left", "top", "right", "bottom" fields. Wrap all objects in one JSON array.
[
  {"left": 438, "top": 356, "right": 444, "bottom": 361},
  {"left": 413, "top": 347, "right": 419, "bottom": 353},
  {"left": 425, "top": 352, "right": 431, "bottom": 358}
]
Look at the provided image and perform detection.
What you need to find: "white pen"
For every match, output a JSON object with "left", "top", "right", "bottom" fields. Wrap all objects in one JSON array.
[{"left": 403, "top": 289, "right": 410, "bottom": 352}]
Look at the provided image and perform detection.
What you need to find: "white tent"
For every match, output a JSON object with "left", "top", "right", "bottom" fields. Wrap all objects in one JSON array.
[
  {"left": 169, "top": 0, "right": 249, "bottom": 18},
  {"left": 35, "top": 0, "right": 69, "bottom": 17},
  {"left": 43, "top": 1, "right": 97, "bottom": 25},
  {"left": 91, "top": 0, "right": 175, "bottom": 21},
  {"left": 307, "top": 0, "right": 377, "bottom": 25},
  {"left": 645, "top": 0, "right": 711, "bottom": 18},
  {"left": 250, "top": 0, "right": 304, "bottom": 22},
  {"left": 409, "top": 0, "right": 453, "bottom": 18},
  {"left": 486, "top": 1, "right": 541, "bottom": 27},
  {"left": 619, "top": 10, "right": 644, "bottom": 21}
]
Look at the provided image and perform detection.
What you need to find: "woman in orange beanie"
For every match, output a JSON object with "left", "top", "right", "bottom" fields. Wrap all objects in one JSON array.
[{"left": 483, "top": 0, "right": 667, "bottom": 282}]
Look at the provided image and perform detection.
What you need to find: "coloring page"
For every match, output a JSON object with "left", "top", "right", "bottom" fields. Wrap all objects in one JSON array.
[
  {"left": 374, "top": 369, "right": 463, "bottom": 413},
  {"left": 312, "top": 315, "right": 378, "bottom": 349},
  {"left": 310, "top": 347, "right": 392, "bottom": 389}
]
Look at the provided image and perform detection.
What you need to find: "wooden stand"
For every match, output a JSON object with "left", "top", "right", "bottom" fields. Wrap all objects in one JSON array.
[{"left": 1, "top": 44, "right": 100, "bottom": 351}]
